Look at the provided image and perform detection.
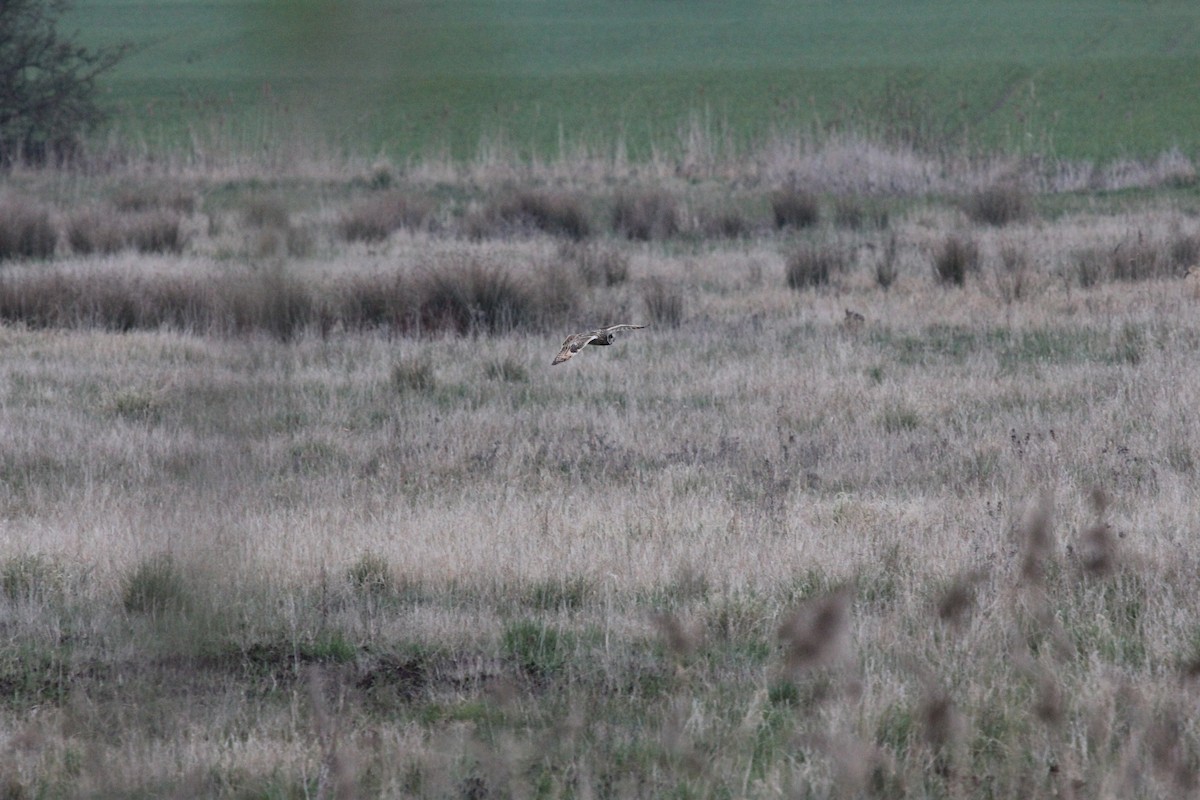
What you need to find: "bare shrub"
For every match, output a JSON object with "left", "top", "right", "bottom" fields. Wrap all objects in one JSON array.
[
  {"left": 611, "top": 189, "right": 679, "bottom": 240},
  {"left": 491, "top": 190, "right": 591, "bottom": 240},
  {"left": 874, "top": 232, "right": 900, "bottom": 291},
  {"left": 124, "top": 210, "right": 186, "bottom": 254},
  {"left": 642, "top": 277, "right": 684, "bottom": 328},
  {"left": 558, "top": 240, "right": 629, "bottom": 287},
  {"left": 0, "top": 199, "right": 57, "bottom": 260},
  {"left": 338, "top": 192, "right": 433, "bottom": 243},
  {"left": 786, "top": 241, "right": 846, "bottom": 290},
  {"left": 962, "top": 183, "right": 1030, "bottom": 226},
  {"left": 771, "top": 187, "right": 820, "bottom": 229},
  {"left": 932, "top": 234, "right": 979, "bottom": 286},
  {"left": 65, "top": 206, "right": 124, "bottom": 255}
]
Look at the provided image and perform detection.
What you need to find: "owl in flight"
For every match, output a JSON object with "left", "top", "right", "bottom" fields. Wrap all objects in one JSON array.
[{"left": 552, "top": 324, "right": 647, "bottom": 365}]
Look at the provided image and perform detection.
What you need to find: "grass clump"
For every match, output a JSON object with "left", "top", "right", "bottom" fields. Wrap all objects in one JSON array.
[
  {"left": 122, "top": 554, "right": 188, "bottom": 615},
  {"left": 642, "top": 277, "right": 684, "bottom": 327},
  {"left": 874, "top": 231, "right": 900, "bottom": 290},
  {"left": 65, "top": 206, "right": 125, "bottom": 255},
  {"left": 559, "top": 240, "right": 629, "bottom": 287},
  {"left": 770, "top": 186, "right": 820, "bottom": 229},
  {"left": 346, "top": 552, "right": 396, "bottom": 598},
  {"left": 963, "top": 182, "right": 1031, "bottom": 226},
  {"left": 124, "top": 211, "right": 186, "bottom": 254},
  {"left": 338, "top": 192, "right": 433, "bottom": 242},
  {"left": 611, "top": 189, "right": 679, "bottom": 240},
  {"left": 392, "top": 356, "right": 436, "bottom": 393},
  {"left": 932, "top": 234, "right": 980, "bottom": 286},
  {"left": 1, "top": 554, "right": 65, "bottom": 602},
  {"left": 785, "top": 241, "right": 846, "bottom": 289},
  {"left": 0, "top": 199, "right": 57, "bottom": 260},
  {"left": 491, "top": 189, "right": 591, "bottom": 240}
]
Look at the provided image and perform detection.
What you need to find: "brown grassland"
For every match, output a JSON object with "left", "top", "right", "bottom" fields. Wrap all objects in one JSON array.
[{"left": 1, "top": 135, "right": 1200, "bottom": 798}]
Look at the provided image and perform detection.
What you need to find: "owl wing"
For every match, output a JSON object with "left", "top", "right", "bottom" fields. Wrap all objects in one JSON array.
[{"left": 551, "top": 332, "right": 599, "bottom": 365}]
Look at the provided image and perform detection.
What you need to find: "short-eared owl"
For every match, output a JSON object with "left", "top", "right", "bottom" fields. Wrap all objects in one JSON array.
[{"left": 551, "top": 324, "right": 647, "bottom": 365}]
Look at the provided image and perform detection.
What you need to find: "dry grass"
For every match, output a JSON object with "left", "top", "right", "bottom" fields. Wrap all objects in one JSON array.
[{"left": 2, "top": 155, "right": 1200, "bottom": 798}]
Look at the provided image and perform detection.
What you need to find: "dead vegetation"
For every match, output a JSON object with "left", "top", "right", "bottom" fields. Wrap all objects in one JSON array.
[{"left": 1, "top": 140, "right": 1200, "bottom": 797}]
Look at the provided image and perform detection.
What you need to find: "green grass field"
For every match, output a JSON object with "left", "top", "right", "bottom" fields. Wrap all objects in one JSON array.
[{"left": 73, "top": 0, "right": 1200, "bottom": 161}]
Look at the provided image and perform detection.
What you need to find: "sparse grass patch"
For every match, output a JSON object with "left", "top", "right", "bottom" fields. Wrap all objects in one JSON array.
[
  {"left": 993, "top": 243, "right": 1033, "bottom": 303},
  {"left": 391, "top": 355, "right": 436, "bottom": 393},
  {"left": 502, "top": 619, "right": 573, "bottom": 679},
  {"left": 833, "top": 195, "right": 888, "bottom": 230},
  {"left": 0, "top": 199, "right": 57, "bottom": 260},
  {"left": 1, "top": 554, "right": 65, "bottom": 602},
  {"left": 484, "top": 357, "right": 529, "bottom": 383}
]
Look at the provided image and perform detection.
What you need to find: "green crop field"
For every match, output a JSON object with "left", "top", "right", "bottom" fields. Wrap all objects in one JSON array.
[{"left": 73, "top": 0, "right": 1200, "bottom": 162}]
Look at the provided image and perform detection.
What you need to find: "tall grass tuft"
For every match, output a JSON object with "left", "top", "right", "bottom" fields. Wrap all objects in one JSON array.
[
  {"left": 66, "top": 206, "right": 125, "bottom": 256},
  {"left": 416, "top": 260, "right": 533, "bottom": 335},
  {"left": 874, "top": 232, "right": 900, "bottom": 290},
  {"left": 642, "top": 277, "right": 684, "bottom": 328},
  {"left": 611, "top": 189, "right": 679, "bottom": 240},
  {"left": 122, "top": 554, "right": 189, "bottom": 615},
  {"left": 963, "top": 182, "right": 1031, "bottom": 226},
  {"left": 338, "top": 192, "right": 433, "bottom": 243},
  {"left": 771, "top": 187, "right": 820, "bottom": 229},
  {"left": 0, "top": 199, "right": 57, "bottom": 260},
  {"left": 785, "top": 241, "right": 846, "bottom": 289},
  {"left": 932, "top": 234, "right": 980, "bottom": 286},
  {"left": 491, "top": 190, "right": 591, "bottom": 240},
  {"left": 558, "top": 241, "right": 630, "bottom": 287},
  {"left": 125, "top": 211, "right": 186, "bottom": 254}
]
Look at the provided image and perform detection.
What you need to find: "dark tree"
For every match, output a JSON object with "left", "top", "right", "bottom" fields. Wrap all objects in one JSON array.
[{"left": 0, "top": 0, "right": 128, "bottom": 165}]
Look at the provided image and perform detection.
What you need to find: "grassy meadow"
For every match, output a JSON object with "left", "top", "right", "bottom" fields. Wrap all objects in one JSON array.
[
  {"left": 72, "top": 0, "right": 1200, "bottom": 160},
  {"left": 1, "top": 135, "right": 1200, "bottom": 797}
]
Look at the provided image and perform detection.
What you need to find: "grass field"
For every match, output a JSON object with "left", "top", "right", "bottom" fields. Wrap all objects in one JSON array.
[
  {"left": 1, "top": 137, "right": 1200, "bottom": 795},
  {"left": 71, "top": 0, "right": 1200, "bottom": 161}
]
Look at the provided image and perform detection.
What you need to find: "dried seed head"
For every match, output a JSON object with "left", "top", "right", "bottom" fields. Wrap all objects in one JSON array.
[
  {"left": 937, "top": 569, "right": 986, "bottom": 628},
  {"left": 778, "top": 587, "right": 852, "bottom": 672},
  {"left": 1019, "top": 492, "right": 1056, "bottom": 584},
  {"left": 652, "top": 613, "right": 700, "bottom": 657},
  {"left": 1079, "top": 522, "right": 1118, "bottom": 575}
]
